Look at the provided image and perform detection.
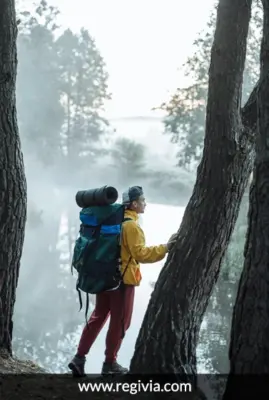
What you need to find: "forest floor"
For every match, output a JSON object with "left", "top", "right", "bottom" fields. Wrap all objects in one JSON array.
[{"left": 0, "top": 353, "right": 206, "bottom": 400}]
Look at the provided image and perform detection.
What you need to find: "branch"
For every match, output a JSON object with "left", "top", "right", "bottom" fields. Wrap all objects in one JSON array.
[{"left": 241, "top": 72, "right": 269, "bottom": 130}]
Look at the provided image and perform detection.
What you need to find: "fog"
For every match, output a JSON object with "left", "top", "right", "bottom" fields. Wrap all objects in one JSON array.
[
  {"left": 13, "top": 159, "right": 212, "bottom": 374},
  {"left": 12, "top": 126, "right": 195, "bottom": 373},
  {"left": 10, "top": 0, "right": 232, "bottom": 387}
]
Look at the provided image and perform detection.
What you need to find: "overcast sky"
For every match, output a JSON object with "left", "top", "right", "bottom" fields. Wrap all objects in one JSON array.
[{"left": 20, "top": 0, "right": 216, "bottom": 118}]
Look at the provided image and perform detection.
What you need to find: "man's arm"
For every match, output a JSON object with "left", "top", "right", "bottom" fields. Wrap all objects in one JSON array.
[{"left": 123, "top": 221, "right": 168, "bottom": 263}]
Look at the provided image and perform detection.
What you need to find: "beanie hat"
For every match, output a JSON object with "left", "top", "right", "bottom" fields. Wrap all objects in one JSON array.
[{"left": 122, "top": 186, "right": 144, "bottom": 205}]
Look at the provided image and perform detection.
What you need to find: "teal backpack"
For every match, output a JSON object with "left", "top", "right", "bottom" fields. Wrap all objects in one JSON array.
[{"left": 71, "top": 202, "right": 131, "bottom": 319}]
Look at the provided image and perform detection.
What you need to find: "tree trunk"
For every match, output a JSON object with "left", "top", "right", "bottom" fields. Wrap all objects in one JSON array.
[
  {"left": 129, "top": 0, "right": 254, "bottom": 381},
  {"left": 223, "top": 1, "right": 269, "bottom": 396},
  {"left": 0, "top": 0, "right": 27, "bottom": 356}
]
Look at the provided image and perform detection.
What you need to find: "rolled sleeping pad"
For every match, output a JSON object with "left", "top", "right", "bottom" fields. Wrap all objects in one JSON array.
[{"left": 75, "top": 185, "right": 118, "bottom": 208}]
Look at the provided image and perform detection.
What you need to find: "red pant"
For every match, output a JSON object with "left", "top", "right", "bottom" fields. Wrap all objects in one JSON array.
[{"left": 77, "top": 284, "right": 135, "bottom": 363}]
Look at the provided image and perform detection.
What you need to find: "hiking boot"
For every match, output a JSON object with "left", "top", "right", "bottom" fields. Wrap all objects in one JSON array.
[
  {"left": 68, "top": 354, "right": 86, "bottom": 377},
  {"left": 101, "top": 361, "right": 128, "bottom": 376}
]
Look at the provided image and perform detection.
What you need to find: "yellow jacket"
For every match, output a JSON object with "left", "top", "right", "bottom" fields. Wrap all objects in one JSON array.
[{"left": 120, "top": 209, "right": 167, "bottom": 286}]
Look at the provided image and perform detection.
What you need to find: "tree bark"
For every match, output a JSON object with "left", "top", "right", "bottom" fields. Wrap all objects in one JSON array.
[
  {"left": 223, "top": 0, "right": 269, "bottom": 396},
  {"left": 129, "top": 0, "right": 254, "bottom": 381},
  {"left": 0, "top": 0, "right": 27, "bottom": 356}
]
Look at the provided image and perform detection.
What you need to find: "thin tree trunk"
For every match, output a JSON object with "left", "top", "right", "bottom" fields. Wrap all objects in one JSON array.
[
  {"left": 223, "top": 1, "right": 269, "bottom": 396},
  {"left": 129, "top": 0, "right": 254, "bottom": 381},
  {"left": 0, "top": 0, "right": 27, "bottom": 356}
]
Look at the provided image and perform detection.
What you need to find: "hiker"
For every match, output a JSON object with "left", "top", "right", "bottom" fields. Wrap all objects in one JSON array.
[{"left": 68, "top": 186, "right": 177, "bottom": 377}]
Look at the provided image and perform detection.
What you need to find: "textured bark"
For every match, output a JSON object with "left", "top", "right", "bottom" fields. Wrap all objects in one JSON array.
[
  {"left": 129, "top": 0, "right": 254, "bottom": 381},
  {"left": 0, "top": 0, "right": 27, "bottom": 355},
  {"left": 223, "top": 0, "right": 269, "bottom": 394}
]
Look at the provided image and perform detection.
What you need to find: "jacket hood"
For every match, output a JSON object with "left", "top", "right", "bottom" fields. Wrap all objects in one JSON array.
[{"left": 124, "top": 208, "right": 139, "bottom": 222}]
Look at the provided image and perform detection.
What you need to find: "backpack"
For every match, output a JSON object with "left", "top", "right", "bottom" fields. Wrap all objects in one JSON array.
[{"left": 71, "top": 202, "right": 131, "bottom": 320}]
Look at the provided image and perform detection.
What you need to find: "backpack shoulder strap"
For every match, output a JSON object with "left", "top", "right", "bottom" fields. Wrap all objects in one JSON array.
[
  {"left": 120, "top": 217, "right": 134, "bottom": 278},
  {"left": 120, "top": 217, "right": 132, "bottom": 242},
  {"left": 123, "top": 217, "right": 132, "bottom": 222}
]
